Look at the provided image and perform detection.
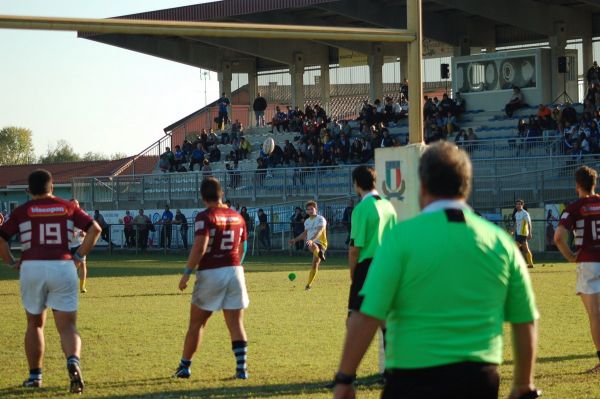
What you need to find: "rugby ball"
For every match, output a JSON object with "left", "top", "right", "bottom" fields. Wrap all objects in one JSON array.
[{"left": 263, "top": 137, "right": 275, "bottom": 155}]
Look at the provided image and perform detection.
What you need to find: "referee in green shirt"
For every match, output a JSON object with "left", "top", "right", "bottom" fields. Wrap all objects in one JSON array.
[
  {"left": 348, "top": 165, "right": 397, "bottom": 314},
  {"left": 333, "top": 142, "right": 540, "bottom": 399}
]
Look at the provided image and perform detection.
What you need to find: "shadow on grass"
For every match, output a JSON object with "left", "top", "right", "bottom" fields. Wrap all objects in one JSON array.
[
  {"left": 84, "top": 375, "right": 382, "bottom": 399},
  {"left": 504, "top": 353, "right": 595, "bottom": 366}
]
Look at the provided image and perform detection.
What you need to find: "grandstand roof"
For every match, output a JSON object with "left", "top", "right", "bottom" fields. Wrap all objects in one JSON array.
[
  {"left": 0, "top": 157, "right": 155, "bottom": 188},
  {"left": 80, "top": 0, "right": 600, "bottom": 73}
]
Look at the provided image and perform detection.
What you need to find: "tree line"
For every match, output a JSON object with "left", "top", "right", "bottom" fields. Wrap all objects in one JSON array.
[{"left": 0, "top": 127, "right": 127, "bottom": 166}]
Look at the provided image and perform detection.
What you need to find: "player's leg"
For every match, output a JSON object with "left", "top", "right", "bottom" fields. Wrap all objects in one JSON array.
[
  {"left": 53, "top": 310, "right": 84, "bottom": 393},
  {"left": 306, "top": 243, "right": 321, "bottom": 290},
  {"left": 23, "top": 311, "right": 47, "bottom": 388},
  {"left": 79, "top": 260, "right": 87, "bottom": 293},
  {"left": 580, "top": 293, "right": 600, "bottom": 372},
  {"left": 175, "top": 305, "right": 212, "bottom": 378},
  {"left": 224, "top": 309, "right": 249, "bottom": 379},
  {"left": 521, "top": 240, "right": 534, "bottom": 267}
]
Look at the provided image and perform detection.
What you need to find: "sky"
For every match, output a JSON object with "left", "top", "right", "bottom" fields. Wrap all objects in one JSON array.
[{"left": 0, "top": 0, "right": 220, "bottom": 158}]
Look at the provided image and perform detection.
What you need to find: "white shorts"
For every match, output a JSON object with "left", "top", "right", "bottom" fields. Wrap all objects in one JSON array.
[
  {"left": 20, "top": 260, "right": 79, "bottom": 315},
  {"left": 191, "top": 266, "right": 249, "bottom": 312},
  {"left": 576, "top": 262, "right": 600, "bottom": 295}
]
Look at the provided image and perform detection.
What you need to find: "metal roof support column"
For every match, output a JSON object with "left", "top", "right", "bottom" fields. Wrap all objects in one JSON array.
[
  {"left": 368, "top": 45, "right": 383, "bottom": 102},
  {"left": 247, "top": 62, "right": 258, "bottom": 127},
  {"left": 290, "top": 52, "right": 305, "bottom": 109},
  {"left": 400, "top": 43, "right": 408, "bottom": 82},
  {"left": 218, "top": 60, "right": 232, "bottom": 109},
  {"left": 320, "top": 63, "right": 331, "bottom": 116},
  {"left": 549, "top": 22, "right": 567, "bottom": 101},
  {"left": 407, "top": 0, "right": 423, "bottom": 144},
  {"left": 583, "top": 35, "right": 594, "bottom": 77},
  {"left": 454, "top": 35, "right": 470, "bottom": 56}
]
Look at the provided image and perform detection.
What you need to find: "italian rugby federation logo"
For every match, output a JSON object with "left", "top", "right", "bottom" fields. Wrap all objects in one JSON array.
[{"left": 382, "top": 160, "right": 406, "bottom": 200}]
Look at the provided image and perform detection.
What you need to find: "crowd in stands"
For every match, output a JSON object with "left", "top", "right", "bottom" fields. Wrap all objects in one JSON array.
[{"left": 423, "top": 92, "right": 466, "bottom": 143}]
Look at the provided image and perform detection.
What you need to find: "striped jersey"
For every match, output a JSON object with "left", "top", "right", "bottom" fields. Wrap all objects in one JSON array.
[
  {"left": 0, "top": 197, "right": 93, "bottom": 261},
  {"left": 559, "top": 195, "right": 600, "bottom": 262},
  {"left": 194, "top": 206, "right": 247, "bottom": 270}
]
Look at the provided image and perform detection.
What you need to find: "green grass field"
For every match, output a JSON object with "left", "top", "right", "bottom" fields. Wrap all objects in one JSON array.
[{"left": 0, "top": 254, "right": 598, "bottom": 398}]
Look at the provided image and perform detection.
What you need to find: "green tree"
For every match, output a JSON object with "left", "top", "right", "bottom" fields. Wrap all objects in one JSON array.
[
  {"left": 39, "top": 140, "right": 81, "bottom": 163},
  {"left": 81, "top": 151, "right": 108, "bottom": 161},
  {"left": 0, "top": 126, "right": 36, "bottom": 165}
]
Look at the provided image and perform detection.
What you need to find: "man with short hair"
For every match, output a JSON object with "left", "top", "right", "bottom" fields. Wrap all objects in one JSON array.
[
  {"left": 253, "top": 93, "right": 267, "bottom": 127},
  {"left": 333, "top": 142, "right": 539, "bottom": 399},
  {"left": 555, "top": 165, "right": 600, "bottom": 373},
  {"left": 217, "top": 92, "right": 231, "bottom": 130},
  {"left": 174, "top": 177, "right": 249, "bottom": 380},
  {"left": 289, "top": 201, "right": 327, "bottom": 291},
  {"left": 123, "top": 210, "right": 135, "bottom": 248},
  {"left": 0, "top": 169, "right": 101, "bottom": 393},
  {"left": 513, "top": 199, "right": 535, "bottom": 268},
  {"left": 173, "top": 209, "right": 189, "bottom": 250},
  {"left": 160, "top": 205, "right": 174, "bottom": 249},
  {"left": 133, "top": 209, "right": 151, "bottom": 250}
]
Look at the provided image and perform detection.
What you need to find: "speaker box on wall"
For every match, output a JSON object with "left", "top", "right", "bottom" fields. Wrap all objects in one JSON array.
[{"left": 558, "top": 56, "right": 568, "bottom": 73}]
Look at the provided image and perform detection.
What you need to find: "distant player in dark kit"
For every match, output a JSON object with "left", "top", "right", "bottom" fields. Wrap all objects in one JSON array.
[
  {"left": 0, "top": 170, "right": 101, "bottom": 393},
  {"left": 174, "top": 177, "right": 250, "bottom": 380}
]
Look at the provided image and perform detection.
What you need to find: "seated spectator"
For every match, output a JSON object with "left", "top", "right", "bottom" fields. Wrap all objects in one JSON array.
[
  {"left": 173, "top": 145, "right": 185, "bottom": 171},
  {"left": 378, "top": 129, "right": 394, "bottom": 148},
  {"left": 505, "top": 87, "right": 524, "bottom": 117},
  {"left": 209, "top": 145, "right": 221, "bottom": 163},
  {"left": 238, "top": 137, "right": 251, "bottom": 159},
  {"left": 551, "top": 105, "right": 562, "bottom": 126},
  {"left": 453, "top": 92, "right": 466, "bottom": 115},
  {"left": 283, "top": 140, "right": 298, "bottom": 165},
  {"left": 350, "top": 138, "right": 363, "bottom": 163},
  {"left": 201, "top": 159, "right": 212, "bottom": 177},
  {"left": 270, "top": 106, "right": 289, "bottom": 133},
  {"left": 206, "top": 129, "right": 218, "bottom": 147},
  {"left": 439, "top": 93, "right": 454, "bottom": 114},
  {"left": 230, "top": 119, "right": 242, "bottom": 143},
  {"left": 537, "top": 104, "right": 553, "bottom": 129},
  {"left": 338, "top": 132, "right": 350, "bottom": 163},
  {"left": 454, "top": 129, "right": 467, "bottom": 147},
  {"left": 159, "top": 147, "right": 175, "bottom": 172},
  {"left": 270, "top": 144, "right": 284, "bottom": 167},
  {"left": 255, "top": 157, "right": 267, "bottom": 185},
  {"left": 189, "top": 144, "right": 205, "bottom": 171},
  {"left": 226, "top": 161, "right": 241, "bottom": 189},
  {"left": 445, "top": 111, "right": 458, "bottom": 136},
  {"left": 561, "top": 103, "right": 578, "bottom": 125},
  {"left": 467, "top": 127, "right": 478, "bottom": 141},
  {"left": 423, "top": 96, "right": 437, "bottom": 118},
  {"left": 374, "top": 99, "right": 384, "bottom": 124},
  {"left": 315, "top": 104, "right": 327, "bottom": 121},
  {"left": 384, "top": 97, "right": 394, "bottom": 124}
]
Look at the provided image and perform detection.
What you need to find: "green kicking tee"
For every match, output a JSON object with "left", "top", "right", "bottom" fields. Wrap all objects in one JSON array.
[
  {"left": 350, "top": 192, "right": 398, "bottom": 263},
  {"left": 359, "top": 204, "right": 539, "bottom": 369}
]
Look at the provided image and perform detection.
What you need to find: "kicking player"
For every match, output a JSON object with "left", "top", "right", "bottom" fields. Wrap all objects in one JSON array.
[
  {"left": 69, "top": 199, "right": 88, "bottom": 293},
  {"left": 174, "top": 177, "right": 250, "bottom": 380},
  {"left": 513, "top": 199, "right": 534, "bottom": 268},
  {"left": 555, "top": 166, "right": 600, "bottom": 373},
  {"left": 288, "top": 201, "right": 327, "bottom": 291},
  {"left": 0, "top": 170, "right": 101, "bottom": 393}
]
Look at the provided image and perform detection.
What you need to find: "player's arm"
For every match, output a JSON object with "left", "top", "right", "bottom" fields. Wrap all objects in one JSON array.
[
  {"left": 179, "top": 234, "right": 209, "bottom": 291},
  {"left": 74, "top": 221, "right": 102, "bottom": 261},
  {"left": 0, "top": 236, "right": 19, "bottom": 269},
  {"left": 527, "top": 215, "right": 532, "bottom": 240},
  {"left": 508, "top": 321, "right": 538, "bottom": 399},
  {"left": 554, "top": 225, "right": 577, "bottom": 262},
  {"left": 348, "top": 246, "right": 361, "bottom": 280},
  {"left": 289, "top": 229, "right": 307, "bottom": 244}
]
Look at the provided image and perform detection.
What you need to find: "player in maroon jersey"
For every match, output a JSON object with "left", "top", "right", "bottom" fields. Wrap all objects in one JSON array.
[
  {"left": 174, "top": 177, "right": 249, "bottom": 380},
  {"left": 555, "top": 166, "right": 600, "bottom": 373},
  {"left": 0, "top": 170, "right": 101, "bottom": 392}
]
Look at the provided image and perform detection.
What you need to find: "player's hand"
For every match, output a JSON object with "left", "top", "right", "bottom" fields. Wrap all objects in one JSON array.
[
  {"left": 74, "top": 259, "right": 83, "bottom": 269},
  {"left": 288, "top": 239, "right": 295, "bottom": 246},
  {"left": 179, "top": 274, "right": 190, "bottom": 291},
  {"left": 527, "top": 234, "right": 532, "bottom": 240},
  {"left": 10, "top": 259, "right": 21, "bottom": 271},
  {"left": 333, "top": 384, "right": 355, "bottom": 399},
  {"left": 306, "top": 240, "right": 313, "bottom": 247}
]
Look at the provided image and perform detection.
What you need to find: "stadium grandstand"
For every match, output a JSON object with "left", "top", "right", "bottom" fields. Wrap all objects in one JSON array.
[{"left": 4, "top": 0, "right": 600, "bottom": 253}]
